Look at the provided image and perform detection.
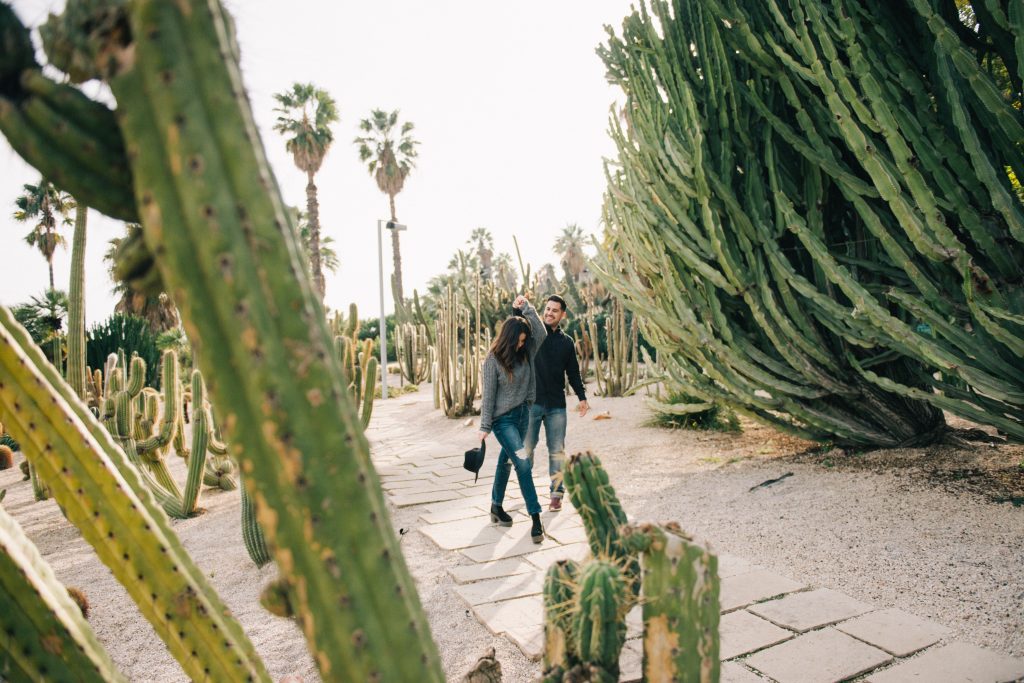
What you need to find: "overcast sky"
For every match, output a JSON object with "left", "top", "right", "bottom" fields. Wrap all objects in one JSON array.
[{"left": 1, "top": 1, "right": 631, "bottom": 324}]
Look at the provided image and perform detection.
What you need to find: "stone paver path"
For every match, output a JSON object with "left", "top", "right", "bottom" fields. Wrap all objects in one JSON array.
[{"left": 368, "top": 394, "right": 1024, "bottom": 682}]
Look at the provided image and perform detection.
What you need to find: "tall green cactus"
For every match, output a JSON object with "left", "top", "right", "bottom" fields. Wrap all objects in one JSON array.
[
  {"left": 596, "top": 0, "right": 1024, "bottom": 446},
  {"left": 436, "top": 284, "right": 485, "bottom": 418},
  {"left": 0, "top": 503, "right": 125, "bottom": 682},
  {"left": 588, "top": 298, "right": 641, "bottom": 398},
  {"left": 66, "top": 203, "right": 88, "bottom": 400},
  {"left": 0, "top": 2, "right": 444, "bottom": 679},
  {"left": 572, "top": 560, "right": 629, "bottom": 683},
  {"left": 395, "top": 321, "right": 432, "bottom": 384},
  {"left": 0, "top": 307, "right": 270, "bottom": 681}
]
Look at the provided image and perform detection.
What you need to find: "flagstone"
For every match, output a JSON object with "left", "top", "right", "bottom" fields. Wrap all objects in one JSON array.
[
  {"left": 453, "top": 571, "right": 545, "bottom": 606},
  {"left": 449, "top": 557, "right": 537, "bottom": 584},
  {"left": 424, "top": 498, "right": 482, "bottom": 513},
  {"left": 389, "top": 489, "right": 464, "bottom": 507},
  {"left": 461, "top": 533, "right": 552, "bottom": 563},
  {"left": 382, "top": 478, "right": 436, "bottom": 491},
  {"left": 864, "top": 642, "right": 1024, "bottom": 683},
  {"left": 504, "top": 624, "right": 545, "bottom": 662},
  {"left": 626, "top": 604, "right": 643, "bottom": 639},
  {"left": 546, "top": 524, "right": 588, "bottom": 546},
  {"left": 522, "top": 542, "right": 590, "bottom": 570},
  {"left": 836, "top": 608, "right": 950, "bottom": 657},
  {"left": 717, "top": 553, "right": 757, "bottom": 579},
  {"left": 472, "top": 594, "right": 543, "bottom": 635},
  {"left": 719, "top": 609, "right": 794, "bottom": 660},
  {"left": 420, "top": 506, "right": 490, "bottom": 525},
  {"left": 748, "top": 588, "right": 875, "bottom": 633},
  {"left": 719, "top": 570, "right": 805, "bottom": 612},
  {"left": 620, "top": 639, "right": 643, "bottom": 682},
  {"left": 418, "top": 516, "right": 515, "bottom": 550},
  {"left": 745, "top": 628, "right": 891, "bottom": 683},
  {"left": 721, "top": 662, "right": 766, "bottom": 683}
]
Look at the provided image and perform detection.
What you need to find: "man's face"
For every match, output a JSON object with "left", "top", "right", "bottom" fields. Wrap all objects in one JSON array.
[{"left": 543, "top": 300, "right": 566, "bottom": 327}]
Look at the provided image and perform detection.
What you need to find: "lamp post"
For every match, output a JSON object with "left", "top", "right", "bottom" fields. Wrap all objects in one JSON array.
[{"left": 377, "top": 219, "right": 407, "bottom": 399}]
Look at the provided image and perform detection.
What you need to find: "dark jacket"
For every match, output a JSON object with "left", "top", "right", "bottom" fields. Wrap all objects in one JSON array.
[{"left": 533, "top": 324, "right": 587, "bottom": 409}]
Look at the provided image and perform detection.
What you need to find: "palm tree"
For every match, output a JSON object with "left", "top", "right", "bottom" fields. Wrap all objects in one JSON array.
[
  {"left": 553, "top": 223, "right": 587, "bottom": 282},
  {"left": 273, "top": 83, "right": 338, "bottom": 302},
  {"left": 493, "top": 252, "right": 518, "bottom": 291},
  {"left": 13, "top": 180, "right": 74, "bottom": 290},
  {"left": 15, "top": 288, "right": 68, "bottom": 370},
  {"left": 293, "top": 208, "right": 339, "bottom": 275},
  {"left": 354, "top": 109, "right": 420, "bottom": 303},
  {"left": 105, "top": 225, "right": 181, "bottom": 334},
  {"left": 468, "top": 227, "right": 494, "bottom": 282}
]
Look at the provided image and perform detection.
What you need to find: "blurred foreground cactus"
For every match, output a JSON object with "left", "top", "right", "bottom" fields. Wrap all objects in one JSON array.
[
  {"left": 0, "top": 2, "right": 442, "bottom": 680},
  {"left": 542, "top": 452, "right": 719, "bottom": 682}
]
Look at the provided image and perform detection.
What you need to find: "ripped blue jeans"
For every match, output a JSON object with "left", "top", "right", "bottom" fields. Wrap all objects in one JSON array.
[{"left": 489, "top": 403, "right": 541, "bottom": 516}]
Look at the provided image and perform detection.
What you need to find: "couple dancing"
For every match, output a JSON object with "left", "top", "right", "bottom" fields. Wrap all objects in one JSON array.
[{"left": 475, "top": 294, "right": 589, "bottom": 544}]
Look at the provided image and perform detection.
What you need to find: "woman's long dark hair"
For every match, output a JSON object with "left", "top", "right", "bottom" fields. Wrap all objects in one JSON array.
[{"left": 490, "top": 316, "right": 531, "bottom": 379}]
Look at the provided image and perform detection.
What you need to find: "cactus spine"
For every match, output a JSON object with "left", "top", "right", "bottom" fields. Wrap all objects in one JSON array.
[
  {"left": 0, "top": 307, "right": 269, "bottom": 681},
  {"left": 0, "top": 503, "right": 125, "bottom": 682}
]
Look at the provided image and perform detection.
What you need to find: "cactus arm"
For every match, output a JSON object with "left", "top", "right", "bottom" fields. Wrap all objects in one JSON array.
[
  {"left": 622, "top": 523, "right": 720, "bottom": 683},
  {"left": 240, "top": 473, "right": 272, "bottom": 568},
  {"left": 137, "top": 350, "right": 181, "bottom": 452},
  {"left": 180, "top": 371, "right": 211, "bottom": 516},
  {"left": 360, "top": 356, "right": 378, "bottom": 428},
  {"left": 0, "top": 306, "right": 270, "bottom": 681},
  {"left": 542, "top": 559, "right": 580, "bottom": 678},
  {"left": 571, "top": 560, "right": 627, "bottom": 682},
  {"left": 66, "top": 204, "right": 88, "bottom": 400},
  {"left": 71, "top": 1, "right": 443, "bottom": 678},
  {"left": 0, "top": 505, "right": 126, "bottom": 682}
]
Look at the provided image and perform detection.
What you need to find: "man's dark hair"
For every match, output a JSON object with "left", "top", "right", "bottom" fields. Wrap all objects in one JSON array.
[{"left": 546, "top": 295, "right": 568, "bottom": 313}]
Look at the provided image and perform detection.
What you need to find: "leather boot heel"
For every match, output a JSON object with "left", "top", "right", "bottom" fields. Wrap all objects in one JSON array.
[
  {"left": 490, "top": 504, "right": 513, "bottom": 527},
  {"left": 530, "top": 513, "right": 544, "bottom": 544}
]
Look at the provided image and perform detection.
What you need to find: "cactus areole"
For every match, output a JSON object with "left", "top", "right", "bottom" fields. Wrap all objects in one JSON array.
[{"left": 13, "top": 1, "right": 444, "bottom": 680}]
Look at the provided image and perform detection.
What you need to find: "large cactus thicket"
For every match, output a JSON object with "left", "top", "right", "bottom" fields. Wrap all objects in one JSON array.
[
  {"left": 596, "top": 0, "right": 1024, "bottom": 447},
  {"left": 0, "top": 1, "right": 442, "bottom": 680}
]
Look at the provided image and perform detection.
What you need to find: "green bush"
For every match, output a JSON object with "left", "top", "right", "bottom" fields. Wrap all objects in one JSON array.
[
  {"left": 645, "top": 393, "right": 740, "bottom": 433},
  {"left": 86, "top": 314, "right": 160, "bottom": 387}
]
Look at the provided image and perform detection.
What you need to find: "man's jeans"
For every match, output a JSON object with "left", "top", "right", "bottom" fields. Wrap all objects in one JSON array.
[
  {"left": 490, "top": 403, "right": 542, "bottom": 515},
  {"left": 524, "top": 404, "right": 567, "bottom": 499}
]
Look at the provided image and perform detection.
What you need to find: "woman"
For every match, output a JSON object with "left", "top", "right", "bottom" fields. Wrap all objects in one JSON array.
[{"left": 476, "top": 294, "right": 547, "bottom": 543}]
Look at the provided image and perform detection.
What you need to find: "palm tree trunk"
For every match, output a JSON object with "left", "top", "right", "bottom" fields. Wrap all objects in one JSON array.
[
  {"left": 389, "top": 194, "right": 404, "bottom": 304},
  {"left": 306, "top": 171, "right": 325, "bottom": 302},
  {"left": 67, "top": 204, "right": 87, "bottom": 399}
]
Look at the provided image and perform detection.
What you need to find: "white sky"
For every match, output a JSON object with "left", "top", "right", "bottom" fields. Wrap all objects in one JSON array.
[{"left": 1, "top": 1, "right": 631, "bottom": 324}]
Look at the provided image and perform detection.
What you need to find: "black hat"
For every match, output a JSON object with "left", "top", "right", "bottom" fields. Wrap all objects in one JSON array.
[{"left": 463, "top": 439, "right": 486, "bottom": 482}]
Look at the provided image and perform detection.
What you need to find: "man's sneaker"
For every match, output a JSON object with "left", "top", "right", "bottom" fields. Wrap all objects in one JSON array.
[{"left": 548, "top": 497, "right": 562, "bottom": 512}]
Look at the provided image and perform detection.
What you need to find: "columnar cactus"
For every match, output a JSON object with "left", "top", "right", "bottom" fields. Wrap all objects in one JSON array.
[
  {"left": 66, "top": 203, "right": 88, "bottom": 400},
  {"left": 543, "top": 452, "right": 719, "bottom": 682},
  {"left": 588, "top": 298, "right": 640, "bottom": 398},
  {"left": 0, "top": 307, "right": 269, "bottom": 681},
  {"left": 622, "top": 523, "right": 720, "bottom": 682},
  {"left": 395, "top": 321, "right": 432, "bottom": 384},
  {"left": 436, "top": 284, "right": 485, "bottom": 418},
  {"left": 0, "top": 2, "right": 445, "bottom": 679},
  {"left": 0, "top": 503, "right": 125, "bottom": 681}
]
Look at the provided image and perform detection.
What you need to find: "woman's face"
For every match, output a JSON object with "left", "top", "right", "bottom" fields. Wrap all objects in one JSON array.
[{"left": 516, "top": 332, "right": 527, "bottom": 351}]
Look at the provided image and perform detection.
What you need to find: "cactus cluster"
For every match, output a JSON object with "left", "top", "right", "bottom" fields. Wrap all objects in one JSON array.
[
  {"left": 542, "top": 452, "right": 719, "bottom": 682},
  {"left": 595, "top": 0, "right": 1024, "bottom": 445},
  {"left": 332, "top": 302, "right": 379, "bottom": 427},
  {"left": 435, "top": 284, "right": 488, "bottom": 417},
  {"left": 588, "top": 299, "right": 642, "bottom": 398},
  {"left": 395, "top": 321, "right": 433, "bottom": 384}
]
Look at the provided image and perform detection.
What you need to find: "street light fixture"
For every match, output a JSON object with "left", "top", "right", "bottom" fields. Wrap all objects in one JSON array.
[{"left": 377, "top": 219, "right": 407, "bottom": 399}]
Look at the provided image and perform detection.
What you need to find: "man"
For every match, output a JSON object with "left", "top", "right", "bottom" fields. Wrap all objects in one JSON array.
[{"left": 521, "top": 295, "right": 588, "bottom": 511}]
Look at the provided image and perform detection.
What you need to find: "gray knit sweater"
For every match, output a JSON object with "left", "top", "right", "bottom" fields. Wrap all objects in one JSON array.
[{"left": 478, "top": 302, "right": 547, "bottom": 434}]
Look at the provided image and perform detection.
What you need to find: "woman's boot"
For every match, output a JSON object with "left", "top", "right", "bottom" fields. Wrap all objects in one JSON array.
[
  {"left": 530, "top": 513, "right": 544, "bottom": 543},
  {"left": 490, "top": 504, "right": 513, "bottom": 527}
]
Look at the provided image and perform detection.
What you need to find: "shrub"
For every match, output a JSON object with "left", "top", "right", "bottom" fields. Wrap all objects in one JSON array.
[
  {"left": 646, "top": 393, "right": 740, "bottom": 433},
  {"left": 87, "top": 313, "right": 160, "bottom": 387}
]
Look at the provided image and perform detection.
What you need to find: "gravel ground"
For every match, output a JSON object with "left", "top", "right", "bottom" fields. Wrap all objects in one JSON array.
[{"left": 2, "top": 381, "right": 1020, "bottom": 682}]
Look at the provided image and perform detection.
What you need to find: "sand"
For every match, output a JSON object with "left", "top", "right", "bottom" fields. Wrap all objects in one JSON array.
[{"left": 1, "top": 381, "right": 1021, "bottom": 682}]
